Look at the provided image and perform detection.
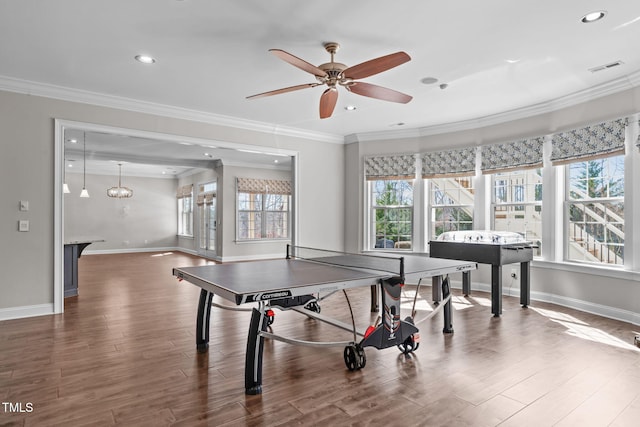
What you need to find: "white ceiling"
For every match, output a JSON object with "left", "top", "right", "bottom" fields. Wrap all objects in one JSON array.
[{"left": 2, "top": 1, "right": 640, "bottom": 174}]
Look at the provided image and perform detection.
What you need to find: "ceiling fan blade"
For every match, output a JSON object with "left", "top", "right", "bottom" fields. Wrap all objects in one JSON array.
[
  {"left": 270, "top": 49, "right": 328, "bottom": 77},
  {"left": 348, "top": 82, "right": 413, "bottom": 104},
  {"left": 343, "top": 52, "right": 411, "bottom": 80},
  {"left": 319, "top": 88, "right": 338, "bottom": 119},
  {"left": 246, "top": 83, "right": 319, "bottom": 99}
]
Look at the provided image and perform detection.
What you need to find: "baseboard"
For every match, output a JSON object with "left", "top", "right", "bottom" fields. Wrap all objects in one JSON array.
[
  {"left": 448, "top": 280, "right": 640, "bottom": 326},
  {"left": 0, "top": 304, "right": 54, "bottom": 321}
]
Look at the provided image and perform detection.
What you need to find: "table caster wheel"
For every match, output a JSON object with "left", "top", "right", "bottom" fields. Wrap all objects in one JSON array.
[
  {"left": 344, "top": 345, "right": 366, "bottom": 371},
  {"left": 397, "top": 334, "right": 420, "bottom": 354}
]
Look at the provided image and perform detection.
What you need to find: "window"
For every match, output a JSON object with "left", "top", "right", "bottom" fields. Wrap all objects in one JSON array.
[
  {"left": 237, "top": 178, "right": 290, "bottom": 240},
  {"left": 177, "top": 185, "right": 193, "bottom": 236},
  {"left": 371, "top": 180, "right": 413, "bottom": 249},
  {"left": 566, "top": 156, "right": 624, "bottom": 265},
  {"left": 430, "top": 176, "right": 474, "bottom": 238},
  {"left": 492, "top": 169, "right": 542, "bottom": 255}
]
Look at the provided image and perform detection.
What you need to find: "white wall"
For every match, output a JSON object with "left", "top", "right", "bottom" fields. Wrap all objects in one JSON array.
[
  {"left": 0, "top": 89, "right": 345, "bottom": 317},
  {"left": 64, "top": 173, "right": 177, "bottom": 252},
  {"left": 345, "top": 86, "right": 640, "bottom": 325}
]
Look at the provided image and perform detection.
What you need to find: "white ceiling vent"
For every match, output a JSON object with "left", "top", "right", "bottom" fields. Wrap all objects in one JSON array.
[{"left": 588, "top": 60, "right": 624, "bottom": 73}]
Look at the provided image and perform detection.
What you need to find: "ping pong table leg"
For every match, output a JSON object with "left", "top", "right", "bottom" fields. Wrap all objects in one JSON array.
[
  {"left": 245, "top": 304, "right": 268, "bottom": 395},
  {"left": 432, "top": 276, "right": 442, "bottom": 303},
  {"left": 462, "top": 271, "right": 471, "bottom": 296},
  {"left": 442, "top": 276, "right": 453, "bottom": 334},
  {"left": 196, "top": 289, "right": 214, "bottom": 353}
]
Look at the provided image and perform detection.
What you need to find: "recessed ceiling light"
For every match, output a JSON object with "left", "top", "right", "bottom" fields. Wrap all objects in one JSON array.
[
  {"left": 505, "top": 59, "right": 520, "bottom": 64},
  {"left": 421, "top": 77, "right": 438, "bottom": 85},
  {"left": 581, "top": 11, "right": 606, "bottom": 23},
  {"left": 345, "top": 105, "right": 356, "bottom": 111},
  {"left": 274, "top": 159, "right": 279, "bottom": 163},
  {"left": 135, "top": 54, "right": 156, "bottom": 64},
  {"left": 67, "top": 138, "right": 77, "bottom": 143}
]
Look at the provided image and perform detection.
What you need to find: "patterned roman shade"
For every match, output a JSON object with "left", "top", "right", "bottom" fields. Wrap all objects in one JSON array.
[
  {"left": 550, "top": 118, "right": 627, "bottom": 165},
  {"left": 196, "top": 193, "right": 215, "bottom": 206},
  {"left": 237, "top": 178, "right": 291, "bottom": 195},
  {"left": 481, "top": 137, "right": 544, "bottom": 174},
  {"left": 196, "top": 183, "right": 216, "bottom": 205},
  {"left": 422, "top": 147, "right": 477, "bottom": 178},
  {"left": 176, "top": 184, "right": 193, "bottom": 199},
  {"left": 364, "top": 154, "right": 416, "bottom": 180}
]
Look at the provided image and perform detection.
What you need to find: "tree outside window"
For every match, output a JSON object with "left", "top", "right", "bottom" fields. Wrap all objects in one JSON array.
[
  {"left": 238, "top": 192, "right": 289, "bottom": 240},
  {"left": 371, "top": 180, "right": 413, "bottom": 249}
]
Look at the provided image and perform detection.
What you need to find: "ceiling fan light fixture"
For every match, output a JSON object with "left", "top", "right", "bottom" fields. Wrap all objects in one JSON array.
[{"left": 581, "top": 11, "right": 606, "bottom": 23}]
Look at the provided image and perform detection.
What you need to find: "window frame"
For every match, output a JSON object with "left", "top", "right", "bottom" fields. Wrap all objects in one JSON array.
[
  {"left": 564, "top": 156, "right": 625, "bottom": 266},
  {"left": 368, "top": 179, "right": 414, "bottom": 251},
  {"left": 428, "top": 175, "right": 475, "bottom": 240},
  {"left": 177, "top": 190, "right": 194, "bottom": 237},
  {"left": 236, "top": 190, "right": 290, "bottom": 241},
  {"left": 490, "top": 168, "right": 543, "bottom": 256}
]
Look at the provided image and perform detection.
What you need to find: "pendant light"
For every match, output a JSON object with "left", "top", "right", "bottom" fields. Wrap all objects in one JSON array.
[
  {"left": 79, "top": 132, "right": 90, "bottom": 198},
  {"left": 62, "top": 156, "right": 70, "bottom": 194},
  {"left": 107, "top": 163, "right": 133, "bottom": 198}
]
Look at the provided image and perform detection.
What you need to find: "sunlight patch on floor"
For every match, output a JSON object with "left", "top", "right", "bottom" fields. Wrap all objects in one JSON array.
[
  {"left": 550, "top": 319, "right": 640, "bottom": 352},
  {"left": 399, "top": 290, "right": 434, "bottom": 313},
  {"left": 530, "top": 306, "right": 588, "bottom": 325},
  {"left": 452, "top": 295, "right": 474, "bottom": 311},
  {"left": 531, "top": 307, "right": 639, "bottom": 352},
  {"left": 151, "top": 252, "right": 175, "bottom": 257},
  {"left": 467, "top": 296, "right": 492, "bottom": 307}
]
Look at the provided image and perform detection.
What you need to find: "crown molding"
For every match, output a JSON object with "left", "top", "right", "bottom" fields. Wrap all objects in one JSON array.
[
  {"left": 3, "top": 69, "right": 640, "bottom": 146},
  {"left": 347, "top": 69, "right": 640, "bottom": 143},
  {"left": 0, "top": 75, "right": 344, "bottom": 144}
]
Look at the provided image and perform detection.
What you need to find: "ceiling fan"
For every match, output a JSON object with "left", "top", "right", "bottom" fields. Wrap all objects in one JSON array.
[{"left": 247, "top": 42, "right": 413, "bottom": 119}]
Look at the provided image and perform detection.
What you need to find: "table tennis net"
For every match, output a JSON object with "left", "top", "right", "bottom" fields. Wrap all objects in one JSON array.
[{"left": 287, "top": 245, "right": 404, "bottom": 276}]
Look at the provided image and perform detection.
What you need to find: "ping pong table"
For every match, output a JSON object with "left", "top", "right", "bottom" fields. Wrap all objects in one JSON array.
[{"left": 173, "top": 245, "right": 476, "bottom": 395}]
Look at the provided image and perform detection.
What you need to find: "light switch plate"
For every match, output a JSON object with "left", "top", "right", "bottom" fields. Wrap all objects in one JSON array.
[
  {"left": 19, "top": 200, "right": 29, "bottom": 211},
  {"left": 18, "top": 220, "right": 29, "bottom": 232}
]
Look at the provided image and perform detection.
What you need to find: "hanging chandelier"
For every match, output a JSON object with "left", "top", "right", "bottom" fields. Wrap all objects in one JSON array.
[{"left": 107, "top": 163, "right": 133, "bottom": 198}]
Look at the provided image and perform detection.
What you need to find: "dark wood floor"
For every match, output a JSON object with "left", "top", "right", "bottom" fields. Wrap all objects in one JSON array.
[{"left": 1, "top": 252, "right": 639, "bottom": 426}]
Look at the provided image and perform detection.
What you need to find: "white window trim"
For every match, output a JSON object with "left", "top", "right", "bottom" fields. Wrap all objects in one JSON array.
[{"left": 235, "top": 190, "right": 291, "bottom": 242}]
